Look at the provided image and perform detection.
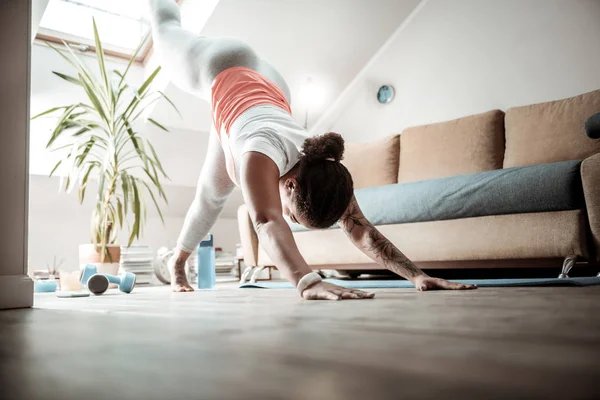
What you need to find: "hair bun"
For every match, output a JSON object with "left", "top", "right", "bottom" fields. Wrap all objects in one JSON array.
[{"left": 301, "top": 132, "right": 345, "bottom": 162}]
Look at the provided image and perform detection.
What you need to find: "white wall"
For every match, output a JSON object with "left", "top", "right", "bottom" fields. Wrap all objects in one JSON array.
[
  {"left": 28, "top": 175, "right": 240, "bottom": 272},
  {"left": 328, "top": 0, "right": 600, "bottom": 142}
]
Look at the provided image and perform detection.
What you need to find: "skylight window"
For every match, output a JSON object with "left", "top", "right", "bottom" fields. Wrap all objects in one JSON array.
[{"left": 37, "top": 0, "right": 152, "bottom": 61}]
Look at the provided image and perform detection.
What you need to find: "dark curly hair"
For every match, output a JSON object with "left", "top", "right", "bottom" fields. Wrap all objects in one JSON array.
[{"left": 294, "top": 132, "right": 354, "bottom": 229}]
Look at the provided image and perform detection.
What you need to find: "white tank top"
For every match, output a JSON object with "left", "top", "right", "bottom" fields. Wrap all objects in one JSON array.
[{"left": 226, "top": 104, "right": 311, "bottom": 185}]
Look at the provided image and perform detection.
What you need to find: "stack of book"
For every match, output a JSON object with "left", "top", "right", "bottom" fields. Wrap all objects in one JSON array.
[
  {"left": 215, "top": 251, "right": 235, "bottom": 275},
  {"left": 120, "top": 245, "right": 154, "bottom": 284}
]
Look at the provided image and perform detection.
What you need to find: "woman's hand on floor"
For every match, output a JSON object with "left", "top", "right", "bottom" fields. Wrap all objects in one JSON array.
[
  {"left": 413, "top": 275, "right": 477, "bottom": 291},
  {"left": 302, "top": 281, "right": 375, "bottom": 300}
]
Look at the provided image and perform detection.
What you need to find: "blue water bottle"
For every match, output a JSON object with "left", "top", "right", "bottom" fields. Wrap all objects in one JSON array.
[{"left": 197, "top": 233, "right": 216, "bottom": 289}]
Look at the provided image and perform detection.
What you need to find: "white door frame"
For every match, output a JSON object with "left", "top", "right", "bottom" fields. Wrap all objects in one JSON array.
[{"left": 0, "top": 0, "right": 34, "bottom": 309}]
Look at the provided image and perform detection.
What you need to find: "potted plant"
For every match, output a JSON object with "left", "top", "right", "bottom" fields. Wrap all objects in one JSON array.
[{"left": 33, "top": 19, "right": 178, "bottom": 274}]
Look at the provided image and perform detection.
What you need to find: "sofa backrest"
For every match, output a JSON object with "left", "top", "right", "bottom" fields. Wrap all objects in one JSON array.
[
  {"left": 504, "top": 89, "right": 600, "bottom": 168},
  {"left": 398, "top": 110, "right": 505, "bottom": 183},
  {"left": 342, "top": 134, "right": 399, "bottom": 189}
]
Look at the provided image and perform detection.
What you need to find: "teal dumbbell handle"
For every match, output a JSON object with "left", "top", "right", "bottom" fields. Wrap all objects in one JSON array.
[
  {"left": 105, "top": 274, "right": 121, "bottom": 285},
  {"left": 104, "top": 272, "right": 136, "bottom": 293}
]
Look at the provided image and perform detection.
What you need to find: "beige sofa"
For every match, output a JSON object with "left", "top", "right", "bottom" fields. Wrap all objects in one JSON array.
[{"left": 238, "top": 89, "right": 600, "bottom": 276}]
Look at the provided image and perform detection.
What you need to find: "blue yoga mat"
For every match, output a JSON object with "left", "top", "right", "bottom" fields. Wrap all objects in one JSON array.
[{"left": 240, "top": 277, "right": 600, "bottom": 289}]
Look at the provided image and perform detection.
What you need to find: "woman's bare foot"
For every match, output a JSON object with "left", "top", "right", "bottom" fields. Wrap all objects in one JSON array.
[{"left": 168, "top": 255, "right": 194, "bottom": 292}]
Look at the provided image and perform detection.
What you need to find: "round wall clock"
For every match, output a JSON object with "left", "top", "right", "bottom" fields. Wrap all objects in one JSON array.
[
  {"left": 377, "top": 85, "right": 395, "bottom": 104},
  {"left": 153, "top": 249, "right": 173, "bottom": 284}
]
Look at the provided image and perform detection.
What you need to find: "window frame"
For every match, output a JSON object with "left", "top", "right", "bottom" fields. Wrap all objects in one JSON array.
[
  {"left": 35, "top": 27, "right": 154, "bottom": 63},
  {"left": 34, "top": 0, "right": 163, "bottom": 64}
]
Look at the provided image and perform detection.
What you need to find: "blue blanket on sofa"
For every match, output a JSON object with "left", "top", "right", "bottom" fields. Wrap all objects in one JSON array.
[{"left": 289, "top": 160, "right": 583, "bottom": 232}]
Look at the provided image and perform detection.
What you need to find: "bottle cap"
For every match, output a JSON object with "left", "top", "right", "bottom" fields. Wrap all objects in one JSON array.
[{"left": 200, "top": 233, "right": 213, "bottom": 248}]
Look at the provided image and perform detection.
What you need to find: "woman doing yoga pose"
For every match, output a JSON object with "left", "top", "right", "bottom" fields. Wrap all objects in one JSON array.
[{"left": 148, "top": 0, "right": 476, "bottom": 300}]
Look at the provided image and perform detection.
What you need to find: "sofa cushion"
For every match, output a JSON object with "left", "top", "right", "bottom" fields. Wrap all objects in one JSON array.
[
  {"left": 288, "top": 160, "right": 583, "bottom": 232},
  {"left": 398, "top": 110, "right": 505, "bottom": 183},
  {"left": 342, "top": 135, "right": 399, "bottom": 189},
  {"left": 504, "top": 89, "right": 600, "bottom": 168}
]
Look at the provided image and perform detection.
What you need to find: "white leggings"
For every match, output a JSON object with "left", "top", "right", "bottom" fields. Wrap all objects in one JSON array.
[{"left": 148, "top": 0, "right": 291, "bottom": 253}]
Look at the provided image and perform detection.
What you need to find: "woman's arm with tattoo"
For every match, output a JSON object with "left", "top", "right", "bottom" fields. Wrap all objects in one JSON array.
[
  {"left": 339, "top": 197, "right": 423, "bottom": 280},
  {"left": 339, "top": 197, "right": 477, "bottom": 291},
  {"left": 240, "top": 153, "right": 374, "bottom": 300}
]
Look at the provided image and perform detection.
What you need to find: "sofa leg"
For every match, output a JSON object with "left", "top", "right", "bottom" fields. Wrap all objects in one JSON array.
[{"left": 558, "top": 255, "right": 577, "bottom": 278}]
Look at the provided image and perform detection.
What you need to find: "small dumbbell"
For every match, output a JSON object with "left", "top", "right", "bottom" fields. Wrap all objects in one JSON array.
[
  {"left": 86, "top": 272, "right": 136, "bottom": 295},
  {"left": 80, "top": 265, "right": 136, "bottom": 294},
  {"left": 80, "top": 264, "right": 98, "bottom": 285}
]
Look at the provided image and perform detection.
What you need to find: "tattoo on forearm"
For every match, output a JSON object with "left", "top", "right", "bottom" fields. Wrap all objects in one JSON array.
[
  {"left": 365, "top": 229, "right": 421, "bottom": 279},
  {"left": 340, "top": 199, "right": 422, "bottom": 279},
  {"left": 340, "top": 200, "right": 366, "bottom": 234}
]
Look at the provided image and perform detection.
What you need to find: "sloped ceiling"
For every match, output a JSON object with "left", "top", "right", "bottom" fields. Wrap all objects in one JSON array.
[{"left": 150, "top": 0, "right": 421, "bottom": 132}]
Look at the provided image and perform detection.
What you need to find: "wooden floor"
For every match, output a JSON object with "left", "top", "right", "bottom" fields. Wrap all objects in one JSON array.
[{"left": 1, "top": 283, "right": 600, "bottom": 400}]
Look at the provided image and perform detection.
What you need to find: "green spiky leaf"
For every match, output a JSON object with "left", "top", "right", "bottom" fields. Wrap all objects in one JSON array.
[
  {"left": 32, "top": 106, "right": 69, "bottom": 120},
  {"left": 52, "top": 71, "right": 81, "bottom": 86},
  {"left": 49, "top": 160, "right": 62, "bottom": 177},
  {"left": 157, "top": 91, "right": 181, "bottom": 117},
  {"left": 147, "top": 118, "right": 168, "bottom": 132}
]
